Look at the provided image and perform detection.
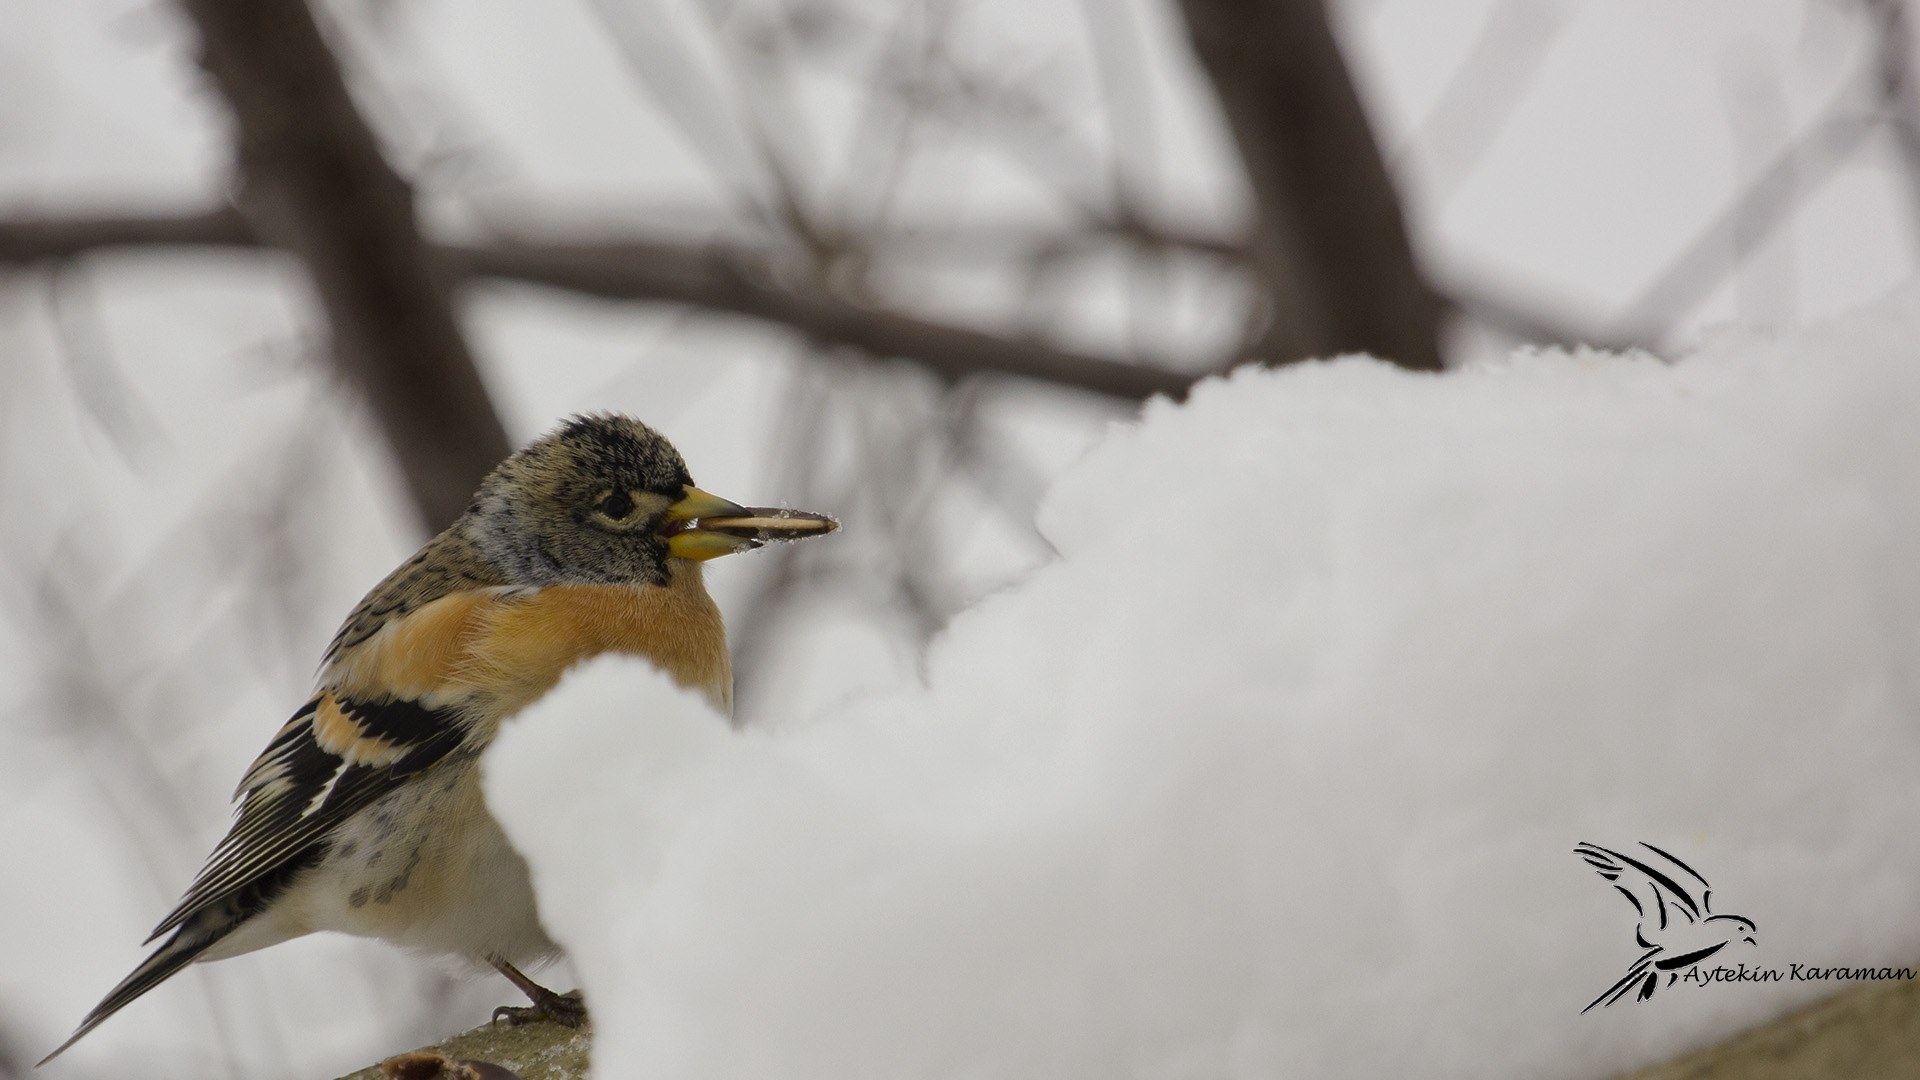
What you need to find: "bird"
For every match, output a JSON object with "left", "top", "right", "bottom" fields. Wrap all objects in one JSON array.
[
  {"left": 41, "top": 414, "right": 838, "bottom": 1064},
  {"left": 1574, "top": 841, "right": 1758, "bottom": 1011}
]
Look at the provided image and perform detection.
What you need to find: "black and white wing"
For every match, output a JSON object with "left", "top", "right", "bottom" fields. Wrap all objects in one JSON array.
[{"left": 42, "top": 690, "right": 468, "bottom": 1064}]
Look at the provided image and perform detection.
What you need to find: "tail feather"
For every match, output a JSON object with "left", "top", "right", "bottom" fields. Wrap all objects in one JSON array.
[
  {"left": 37, "top": 922, "right": 226, "bottom": 1067},
  {"left": 40, "top": 838, "right": 323, "bottom": 1066}
]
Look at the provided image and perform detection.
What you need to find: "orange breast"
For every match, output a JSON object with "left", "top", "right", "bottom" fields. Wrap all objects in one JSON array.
[{"left": 329, "top": 563, "right": 732, "bottom": 725}]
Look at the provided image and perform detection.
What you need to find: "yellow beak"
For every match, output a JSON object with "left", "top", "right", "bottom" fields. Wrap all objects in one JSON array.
[{"left": 662, "top": 485, "right": 839, "bottom": 561}]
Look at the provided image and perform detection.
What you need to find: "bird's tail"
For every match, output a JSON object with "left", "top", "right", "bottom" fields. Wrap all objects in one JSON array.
[{"left": 37, "top": 918, "right": 229, "bottom": 1066}]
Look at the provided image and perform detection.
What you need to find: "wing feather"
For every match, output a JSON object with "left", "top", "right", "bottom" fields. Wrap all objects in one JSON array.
[{"left": 148, "top": 691, "right": 470, "bottom": 943}]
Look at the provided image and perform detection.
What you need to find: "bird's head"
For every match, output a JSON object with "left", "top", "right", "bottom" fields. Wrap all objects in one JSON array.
[{"left": 462, "top": 413, "right": 836, "bottom": 587}]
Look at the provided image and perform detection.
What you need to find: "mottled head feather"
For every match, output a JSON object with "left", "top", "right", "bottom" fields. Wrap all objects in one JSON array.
[{"left": 460, "top": 414, "right": 696, "bottom": 587}]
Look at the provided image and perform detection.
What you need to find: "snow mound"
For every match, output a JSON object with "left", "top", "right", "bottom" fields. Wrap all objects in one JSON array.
[{"left": 485, "top": 289, "right": 1920, "bottom": 1080}]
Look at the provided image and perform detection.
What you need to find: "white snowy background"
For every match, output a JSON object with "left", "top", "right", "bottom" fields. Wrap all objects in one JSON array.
[{"left": 2, "top": 0, "right": 1917, "bottom": 1078}]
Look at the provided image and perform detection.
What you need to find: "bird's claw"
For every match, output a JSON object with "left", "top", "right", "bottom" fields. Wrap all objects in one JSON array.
[{"left": 491, "top": 989, "right": 587, "bottom": 1028}]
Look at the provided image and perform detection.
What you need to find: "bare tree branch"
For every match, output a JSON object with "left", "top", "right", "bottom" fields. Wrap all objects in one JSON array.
[
  {"left": 45, "top": 266, "right": 169, "bottom": 464},
  {"left": 1606, "top": 4, "right": 1920, "bottom": 343},
  {"left": 1606, "top": 113, "right": 1880, "bottom": 342},
  {"left": 1174, "top": 0, "right": 1446, "bottom": 370},
  {"left": 1397, "top": 0, "right": 1573, "bottom": 204},
  {"left": 0, "top": 206, "right": 254, "bottom": 260},
  {"left": 0, "top": 210, "right": 1197, "bottom": 402},
  {"left": 0, "top": 205, "right": 1634, "bottom": 385},
  {"left": 448, "top": 242, "right": 1197, "bottom": 400},
  {"left": 1861, "top": 0, "right": 1920, "bottom": 252},
  {"left": 0, "top": 209, "right": 253, "bottom": 262},
  {"left": 177, "top": 0, "right": 511, "bottom": 532}
]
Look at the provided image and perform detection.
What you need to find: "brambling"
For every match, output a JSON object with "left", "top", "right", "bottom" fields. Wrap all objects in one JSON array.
[{"left": 42, "top": 414, "right": 837, "bottom": 1064}]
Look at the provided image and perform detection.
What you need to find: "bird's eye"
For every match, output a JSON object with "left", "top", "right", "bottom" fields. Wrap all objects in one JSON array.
[{"left": 595, "top": 491, "right": 635, "bottom": 520}]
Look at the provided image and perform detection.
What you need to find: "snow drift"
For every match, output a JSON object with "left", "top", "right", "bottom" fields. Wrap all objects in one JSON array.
[{"left": 485, "top": 288, "right": 1920, "bottom": 1080}]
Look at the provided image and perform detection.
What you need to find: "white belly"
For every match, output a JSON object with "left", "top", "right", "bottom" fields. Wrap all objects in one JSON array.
[{"left": 208, "top": 757, "right": 559, "bottom": 968}]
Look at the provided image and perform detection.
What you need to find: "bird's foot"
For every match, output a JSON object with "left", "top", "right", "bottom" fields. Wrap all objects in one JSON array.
[
  {"left": 488, "top": 958, "right": 588, "bottom": 1027},
  {"left": 491, "top": 988, "right": 587, "bottom": 1028}
]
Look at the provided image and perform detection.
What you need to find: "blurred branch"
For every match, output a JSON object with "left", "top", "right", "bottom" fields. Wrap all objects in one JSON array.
[
  {"left": 339, "top": 1018, "right": 590, "bottom": 1080},
  {"left": 0, "top": 206, "right": 247, "bottom": 261},
  {"left": 0, "top": 210, "right": 1196, "bottom": 402},
  {"left": 449, "top": 243, "right": 1195, "bottom": 399},
  {"left": 1398, "top": 0, "right": 1573, "bottom": 203},
  {"left": 583, "top": 0, "right": 782, "bottom": 229},
  {"left": 1862, "top": 0, "right": 1920, "bottom": 248},
  {"left": 177, "top": 0, "right": 511, "bottom": 532},
  {"left": 1174, "top": 0, "right": 1445, "bottom": 370},
  {"left": 727, "top": 359, "right": 835, "bottom": 723},
  {"left": 0, "top": 206, "right": 1632, "bottom": 378},
  {"left": 1607, "top": 113, "right": 1881, "bottom": 342},
  {"left": 0, "top": 207, "right": 254, "bottom": 259},
  {"left": 45, "top": 266, "right": 169, "bottom": 465},
  {"left": 1614, "top": 4, "right": 1920, "bottom": 342}
]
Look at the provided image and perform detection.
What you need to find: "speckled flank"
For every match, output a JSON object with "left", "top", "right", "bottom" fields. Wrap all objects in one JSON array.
[{"left": 276, "top": 759, "right": 558, "bottom": 966}]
